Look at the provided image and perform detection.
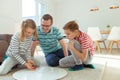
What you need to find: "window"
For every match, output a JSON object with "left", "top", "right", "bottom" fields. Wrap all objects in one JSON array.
[{"left": 22, "top": 0, "right": 45, "bottom": 26}]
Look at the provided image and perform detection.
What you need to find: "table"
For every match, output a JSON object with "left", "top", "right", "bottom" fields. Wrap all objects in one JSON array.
[
  {"left": 13, "top": 66, "right": 67, "bottom": 80},
  {"left": 100, "top": 30, "right": 110, "bottom": 34}
]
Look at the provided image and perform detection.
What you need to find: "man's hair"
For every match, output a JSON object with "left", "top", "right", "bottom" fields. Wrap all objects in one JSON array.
[
  {"left": 63, "top": 21, "right": 79, "bottom": 31},
  {"left": 41, "top": 14, "right": 53, "bottom": 24}
]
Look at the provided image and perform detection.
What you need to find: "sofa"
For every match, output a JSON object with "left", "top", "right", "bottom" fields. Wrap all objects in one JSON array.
[
  {"left": 0, "top": 34, "right": 36, "bottom": 64},
  {"left": 0, "top": 34, "right": 12, "bottom": 64}
]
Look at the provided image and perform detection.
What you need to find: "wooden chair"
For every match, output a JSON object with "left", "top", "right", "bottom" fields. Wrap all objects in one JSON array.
[
  {"left": 87, "top": 27, "right": 107, "bottom": 53},
  {"left": 107, "top": 27, "right": 120, "bottom": 53}
]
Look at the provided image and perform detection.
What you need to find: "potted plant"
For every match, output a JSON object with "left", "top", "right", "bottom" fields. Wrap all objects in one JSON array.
[
  {"left": 106, "top": 25, "right": 111, "bottom": 29},
  {"left": 106, "top": 25, "right": 111, "bottom": 33}
]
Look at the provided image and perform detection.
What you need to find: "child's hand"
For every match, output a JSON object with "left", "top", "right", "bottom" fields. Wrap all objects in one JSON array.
[
  {"left": 35, "top": 41, "right": 39, "bottom": 45},
  {"left": 25, "top": 62, "right": 35, "bottom": 70},
  {"left": 27, "top": 59, "right": 37, "bottom": 70},
  {"left": 27, "top": 59, "right": 35, "bottom": 65},
  {"left": 31, "top": 64, "right": 37, "bottom": 70},
  {"left": 68, "top": 40, "right": 74, "bottom": 50}
]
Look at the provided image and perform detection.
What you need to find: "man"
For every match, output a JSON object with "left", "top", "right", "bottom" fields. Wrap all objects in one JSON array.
[{"left": 37, "top": 14, "right": 71, "bottom": 66}]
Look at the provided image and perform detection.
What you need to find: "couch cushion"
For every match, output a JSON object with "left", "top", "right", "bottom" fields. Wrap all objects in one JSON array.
[
  {"left": 0, "top": 34, "right": 12, "bottom": 44},
  {"left": 0, "top": 40, "right": 9, "bottom": 62}
]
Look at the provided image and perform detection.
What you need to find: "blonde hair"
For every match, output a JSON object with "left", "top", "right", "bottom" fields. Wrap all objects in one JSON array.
[
  {"left": 20, "top": 19, "right": 38, "bottom": 41},
  {"left": 63, "top": 21, "right": 79, "bottom": 31}
]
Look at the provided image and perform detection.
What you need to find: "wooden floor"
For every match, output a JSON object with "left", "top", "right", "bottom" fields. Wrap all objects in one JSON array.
[{"left": 95, "top": 48, "right": 120, "bottom": 80}]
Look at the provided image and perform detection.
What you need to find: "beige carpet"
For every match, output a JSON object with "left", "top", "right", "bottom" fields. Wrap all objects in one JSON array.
[
  {"left": 61, "top": 63, "right": 106, "bottom": 80},
  {"left": 0, "top": 55, "right": 106, "bottom": 80}
]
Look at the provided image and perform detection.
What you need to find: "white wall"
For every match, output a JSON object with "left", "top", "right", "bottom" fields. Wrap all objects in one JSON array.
[
  {"left": 44, "top": 0, "right": 120, "bottom": 48},
  {"left": 0, "top": 0, "right": 56, "bottom": 34},
  {"left": 0, "top": 0, "right": 22, "bottom": 34},
  {"left": 44, "top": 0, "right": 56, "bottom": 18},
  {"left": 0, "top": 0, "right": 120, "bottom": 34},
  {"left": 46, "top": 0, "right": 120, "bottom": 33},
  {"left": 42, "top": 0, "right": 63, "bottom": 30}
]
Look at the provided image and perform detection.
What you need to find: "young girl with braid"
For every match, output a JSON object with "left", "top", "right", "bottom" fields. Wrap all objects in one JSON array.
[{"left": 0, "top": 19, "right": 38, "bottom": 75}]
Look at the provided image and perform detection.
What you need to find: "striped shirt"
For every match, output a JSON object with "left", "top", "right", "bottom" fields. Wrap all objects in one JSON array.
[
  {"left": 75, "top": 31, "right": 95, "bottom": 55},
  {"left": 6, "top": 32, "right": 33, "bottom": 65},
  {"left": 37, "top": 26, "right": 63, "bottom": 56}
]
